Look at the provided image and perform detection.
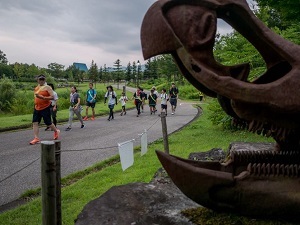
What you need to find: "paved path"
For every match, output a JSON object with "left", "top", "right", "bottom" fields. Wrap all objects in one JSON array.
[{"left": 0, "top": 87, "right": 198, "bottom": 206}]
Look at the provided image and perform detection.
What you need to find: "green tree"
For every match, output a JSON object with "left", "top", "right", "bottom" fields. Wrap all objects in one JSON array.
[
  {"left": 113, "top": 59, "right": 123, "bottom": 89},
  {"left": 102, "top": 64, "right": 110, "bottom": 84},
  {"left": 0, "top": 64, "right": 14, "bottom": 79},
  {"left": 0, "top": 50, "right": 8, "bottom": 64},
  {"left": 88, "top": 60, "right": 99, "bottom": 86},
  {"left": 255, "top": 0, "right": 300, "bottom": 29},
  {"left": 47, "top": 62, "right": 65, "bottom": 79},
  {"left": 132, "top": 61, "right": 137, "bottom": 86},
  {"left": 125, "top": 62, "right": 132, "bottom": 82}
]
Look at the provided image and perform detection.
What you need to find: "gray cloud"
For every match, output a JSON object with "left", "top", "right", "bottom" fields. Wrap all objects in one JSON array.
[{"left": 0, "top": 0, "right": 240, "bottom": 68}]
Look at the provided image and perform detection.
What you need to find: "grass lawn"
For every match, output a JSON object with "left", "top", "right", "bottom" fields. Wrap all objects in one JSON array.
[{"left": 0, "top": 103, "right": 279, "bottom": 225}]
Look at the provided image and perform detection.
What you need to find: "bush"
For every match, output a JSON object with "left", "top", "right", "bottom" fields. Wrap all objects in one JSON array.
[
  {"left": 0, "top": 77, "right": 16, "bottom": 112},
  {"left": 10, "top": 91, "right": 34, "bottom": 115},
  {"left": 207, "top": 99, "right": 235, "bottom": 130}
]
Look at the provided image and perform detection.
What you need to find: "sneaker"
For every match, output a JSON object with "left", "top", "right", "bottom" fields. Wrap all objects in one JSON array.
[
  {"left": 45, "top": 127, "right": 50, "bottom": 131},
  {"left": 91, "top": 117, "right": 95, "bottom": 121},
  {"left": 81, "top": 124, "right": 85, "bottom": 128},
  {"left": 124, "top": 112, "right": 126, "bottom": 115},
  {"left": 53, "top": 129, "right": 60, "bottom": 140},
  {"left": 120, "top": 113, "right": 123, "bottom": 116},
  {"left": 29, "top": 138, "right": 40, "bottom": 145},
  {"left": 171, "top": 112, "right": 174, "bottom": 115},
  {"left": 65, "top": 127, "right": 71, "bottom": 131},
  {"left": 83, "top": 116, "right": 89, "bottom": 121}
]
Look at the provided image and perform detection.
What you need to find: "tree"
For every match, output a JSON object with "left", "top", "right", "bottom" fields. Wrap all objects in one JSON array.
[
  {"left": 102, "top": 64, "right": 110, "bottom": 84},
  {"left": 88, "top": 60, "right": 99, "bottom": 86},
  {"left": 0, "top": 64, "right": 14, "bottom": 79},
  {"left": 113, "top": 59, "right": 123, "bottom": 89},
  {"left": 125, "top": 62, "right": 132, "bottom": 82},
  {"left": 0, "top": 50, "right": 8, "bottom": 64},
  {"left": 255, "top": 0, "right": 300, "bottom": 29},
  {"left": 157, "top": 55, "right": 180, "bottom": 82},
  {"left": 47, "top": 62, "right": 65, "bottom": 79},
  {"left": 143, "top": 57, "right": 158, "bottom": 80},
  {"left": 132, "top": 61, "right": 137, "bottom": 86}
]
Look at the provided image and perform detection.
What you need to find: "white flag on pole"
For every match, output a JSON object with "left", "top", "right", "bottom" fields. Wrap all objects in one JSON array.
[{"left": 118, "top": 139, "right": 134, "bottom": 171}]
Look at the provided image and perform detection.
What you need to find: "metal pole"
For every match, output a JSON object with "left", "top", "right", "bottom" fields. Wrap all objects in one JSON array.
[
  {"left": 54, "top": 141, "right": 62, "bottom": 225},
  {"left": 160, "top": 112, "right": 169, "bottom": 154},
  {"left": 41, "top": 141, "right": 57, "bottom": 225}
]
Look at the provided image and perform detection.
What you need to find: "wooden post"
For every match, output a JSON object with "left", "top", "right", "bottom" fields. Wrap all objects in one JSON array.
[
  {"left": 160, "top": 112, "right": 169, "bottom": 154},
  {"left": 54, "top": 141, "right": 62, "bottom": 225},
  {"left": 41, "top": 141, "right": 57, "bottom": 225}
]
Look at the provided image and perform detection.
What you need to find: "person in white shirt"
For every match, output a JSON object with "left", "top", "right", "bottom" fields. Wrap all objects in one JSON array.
[
  {"left": 45, "top": 83, "right": 58, "bottom": 130},
  {"left": 160, "top": 88, "right": 169, "bottom": 116},
  {"left": 104, "top": 85, "right": 117, "bottom": 121},
  {"left": 119, "top": 92, "right": 128, "bottom": 116}
]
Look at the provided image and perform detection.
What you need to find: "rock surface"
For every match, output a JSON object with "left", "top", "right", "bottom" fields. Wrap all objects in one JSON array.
[{"left": 75, "top": 168, "right": 199, "bottom": 225}]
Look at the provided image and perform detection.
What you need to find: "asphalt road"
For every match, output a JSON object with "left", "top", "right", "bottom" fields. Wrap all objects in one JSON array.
[{"left": 0, "top": 88, "right": 198, "bottom": 206}]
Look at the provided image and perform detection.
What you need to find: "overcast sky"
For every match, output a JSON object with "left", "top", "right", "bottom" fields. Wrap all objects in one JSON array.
[{"left": 0, "top": 0, "right": 249, "bottom": 69}]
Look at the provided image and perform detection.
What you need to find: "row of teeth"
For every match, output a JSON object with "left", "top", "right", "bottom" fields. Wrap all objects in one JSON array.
[
  {"left": 230, "top": 150, "right": 300, "bottom": 164},
  {"left": 247, "top": 163, "right": 300, "bottom": 177},
  {"left": 232, "top": 118, "right": 292, "bottom": 141}
]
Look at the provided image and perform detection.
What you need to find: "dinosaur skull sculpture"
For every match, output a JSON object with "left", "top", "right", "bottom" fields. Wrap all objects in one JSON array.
[{"left": 141, "top": 0, "right": 300, "bottom": 221}]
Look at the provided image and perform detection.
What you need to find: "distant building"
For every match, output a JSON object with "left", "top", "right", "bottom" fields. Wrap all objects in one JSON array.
[{"left": 73, "top": 63, "right": 88, "bottom": 72}]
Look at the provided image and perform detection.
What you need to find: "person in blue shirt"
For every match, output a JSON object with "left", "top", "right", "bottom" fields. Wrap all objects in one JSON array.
[{"left": 83, "top": 83, "right": 97, "bottom": 121}]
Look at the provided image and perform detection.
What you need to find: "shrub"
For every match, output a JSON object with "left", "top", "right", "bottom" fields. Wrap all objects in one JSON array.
[
  {"left": 207, "top": 99, "right": 234, "bottom": 130},
  {"left": 0, "top": 77, "right": 16, "bottom": 112}
]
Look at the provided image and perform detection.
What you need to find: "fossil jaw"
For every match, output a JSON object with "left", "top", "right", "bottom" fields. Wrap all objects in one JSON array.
[{"left": 141, "top": 0, "right": 300, "bottom": 133}]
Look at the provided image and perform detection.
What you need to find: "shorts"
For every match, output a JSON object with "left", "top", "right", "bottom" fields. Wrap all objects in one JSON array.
[
  {"left": 170, "top": 98, "right": 177, "bottom": 107},
  {"left": 108, "top": 104, "right": 115, "bottom": 109},
  {"left": 161, "top": 104, "right": 167, "bottom": 109},
  {"left": 86, "top": 101, "right": 96, "bottom": 108},
  {"left": 32, "top": 105, "right": 52, "bottom": 126}
]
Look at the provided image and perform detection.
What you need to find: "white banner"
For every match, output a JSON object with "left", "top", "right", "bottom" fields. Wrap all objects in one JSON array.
[
  {"left": 141, "top": 130, "right": 148, "bottom": 156},
  {"left": 118, "top": 140, "right": 134, "bottom": 171}
]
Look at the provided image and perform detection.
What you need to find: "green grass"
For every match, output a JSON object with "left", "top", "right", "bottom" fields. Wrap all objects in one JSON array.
[{"left": 0, "top": 103, "right": 274, "bottom": 225}]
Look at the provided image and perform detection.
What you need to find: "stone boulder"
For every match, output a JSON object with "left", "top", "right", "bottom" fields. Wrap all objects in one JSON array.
[{"left": 75, "top": 168, "right": 199, "bottom": 225}]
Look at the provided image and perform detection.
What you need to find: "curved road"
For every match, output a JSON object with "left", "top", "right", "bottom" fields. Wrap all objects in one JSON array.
[{"left": 0, "top": 87, "right": 198, "bottom": 207}]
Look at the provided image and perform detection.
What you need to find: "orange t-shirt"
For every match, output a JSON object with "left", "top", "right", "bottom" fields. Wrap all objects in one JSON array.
[{"left": 34, "top": 85, "right": 53, "bottom": 110}]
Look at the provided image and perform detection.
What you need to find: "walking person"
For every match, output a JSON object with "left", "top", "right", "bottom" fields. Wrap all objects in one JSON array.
[
  {"left": 45, "top": 83, "right": 58, "bottom": 131},
  {"left": 169, "top": 82, "right": 179, "bottom": 115},
  {"left": 152, "top": 86, "right": 159, "bottom": 113},
  {"left": 133, "top": 87, "right": 143, "bottom": 117},
  {"left": 30, "top": 74, "right": 60, "bottom": 145},
  {"left": 65, "top": 86, "right": 84, "bottom": 131},
  {"left": 83, "top": 83, "right": 97, "bottom": 121},
  {"left": 160, "top": 88, "right": 169, "bottom": 116},
  {"left": 140, "top": 88, "right": 147, "bottom": 113},
  {"left": 119, "top": 92, "right": 128, "bottom": 116},
  {"left": 104, "top": 85, "right": 117, "bottom": 121},
  {"left": 148, "top": 89, "right": 158, "bottom": 115}
]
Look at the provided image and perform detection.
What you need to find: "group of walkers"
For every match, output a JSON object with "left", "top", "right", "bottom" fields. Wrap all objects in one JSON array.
[
  {"left": 133, "top": 82, "right": 179, "bottom": 117},
  {"left": 30, "top": 74, "right": 179, "bottom": 145}
]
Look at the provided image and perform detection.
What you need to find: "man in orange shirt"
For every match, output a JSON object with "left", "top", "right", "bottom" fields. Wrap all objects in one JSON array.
[{"left": 30, "top": 74, "right": 60, "bottom": 145}]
